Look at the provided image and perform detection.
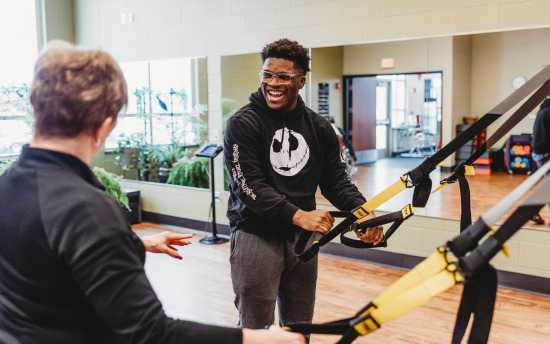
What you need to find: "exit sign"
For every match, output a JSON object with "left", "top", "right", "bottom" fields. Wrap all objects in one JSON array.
[{"left": 381, "top": 58, "right": 394, "bottom": 69}]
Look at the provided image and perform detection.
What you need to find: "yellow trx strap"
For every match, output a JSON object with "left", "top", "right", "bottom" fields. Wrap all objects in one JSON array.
[
  {"left": 353, "top": 177, "right": 410, "bottom": 218},
  {"left": 351, "top": 247, "right": 463, "bottom": 336}
]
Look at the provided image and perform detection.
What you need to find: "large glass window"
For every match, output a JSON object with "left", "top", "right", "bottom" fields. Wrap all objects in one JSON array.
[
  {"left": 0, "top": 0, "right": 38, "bottom": 156},
  {"left": 105, "top": 57, "right": 207, "bottom": 150},
  {"left": 96, "top": 57, "right": 209, "bottom": 187}
]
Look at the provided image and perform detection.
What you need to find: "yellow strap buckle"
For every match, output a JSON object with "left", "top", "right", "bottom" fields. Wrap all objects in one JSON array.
[
  {"left": 490, "top": 226, "right": 510, "bottom": 258},
  {"left": 352, "top": 305, "right": 380, "bottom": 336},
  {"left": 464, "top": 165, "right": 475, "bottom": 176},
  {"left": 401, "top": 204, "right": 416, "bottom": 218}
]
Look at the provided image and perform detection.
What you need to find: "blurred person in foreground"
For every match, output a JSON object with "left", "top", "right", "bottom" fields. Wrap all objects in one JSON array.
[{"left": 0, "top": 40, "right": 304, "bottom": 344}]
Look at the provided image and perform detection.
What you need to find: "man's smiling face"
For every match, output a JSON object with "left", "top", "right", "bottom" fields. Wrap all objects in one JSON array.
[{"left": 261, "top": 57, "right": 305, "bottom": 113}]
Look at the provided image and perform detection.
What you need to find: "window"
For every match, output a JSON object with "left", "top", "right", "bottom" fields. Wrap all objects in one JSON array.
[
  {"left": 105, "top": 57, "right": 208, "bottom": 150},
  {"left": 0, "top": 0, "right": 38, "bottom": 156}
]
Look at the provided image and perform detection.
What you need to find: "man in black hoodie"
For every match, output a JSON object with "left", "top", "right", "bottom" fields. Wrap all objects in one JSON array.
[{"left": 223, "top": 39, "right": 383, "bottom": 334}]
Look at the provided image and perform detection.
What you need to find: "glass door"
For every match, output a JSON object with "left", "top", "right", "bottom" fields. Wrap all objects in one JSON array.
[{"left": 375, "top": 80, "right": 391, "bottom": 158}]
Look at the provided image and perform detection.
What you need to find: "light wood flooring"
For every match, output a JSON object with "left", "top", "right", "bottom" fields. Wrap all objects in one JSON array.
[
  {"left": 135, "top": 222, "right": 550, "bottom": 344},
  {"left": 317, "top": 157, "right": 550, "bottom": 230}
]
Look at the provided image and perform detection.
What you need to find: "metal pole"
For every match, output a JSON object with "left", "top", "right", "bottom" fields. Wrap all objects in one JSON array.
[{"left": 199, "top": 157, "right": 228, "bottom": 244}]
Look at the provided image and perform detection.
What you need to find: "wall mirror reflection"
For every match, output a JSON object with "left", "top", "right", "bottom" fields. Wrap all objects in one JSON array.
[
  {"left": 90, "top": 56, "right": 210, "bottom": 188},
  {"left": 344, "top": 72, "right": 442, "bottom": 163}
]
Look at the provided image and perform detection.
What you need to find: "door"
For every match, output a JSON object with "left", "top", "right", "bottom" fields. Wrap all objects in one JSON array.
[
  {"left": 349, "top": 77, "right": 377, "bottom": 164},
  {"left": 376, "top": 80, "right": 391, "bottom": 158}
]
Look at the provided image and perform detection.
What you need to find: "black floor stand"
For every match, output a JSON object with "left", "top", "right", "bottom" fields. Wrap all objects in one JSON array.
[{"left": 199, "top": 156, "right": 229, "bottom": 245}]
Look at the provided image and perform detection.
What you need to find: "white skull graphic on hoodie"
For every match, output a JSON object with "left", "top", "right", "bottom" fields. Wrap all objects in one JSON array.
[{"left": 270, "top": 128, "right": 310, "bottom": 176}]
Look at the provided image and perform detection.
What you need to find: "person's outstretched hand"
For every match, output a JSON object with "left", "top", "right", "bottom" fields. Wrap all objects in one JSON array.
[
  {"left": 243, "top": 326, "right": 305, "bottom": 344},
  {"left": 141, "top": 231, "right": 194, "bottom": 260},
  {"left": 292, "top": 209, "right": 335, "bottom": 234},
  {"left": 355, "top": 212, "right": 384, "bottom": 245}
]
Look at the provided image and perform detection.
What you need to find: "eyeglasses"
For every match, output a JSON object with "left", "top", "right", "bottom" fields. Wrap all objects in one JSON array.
[{"left": 259, "top": 70, "right": 303, "bottom": 84}]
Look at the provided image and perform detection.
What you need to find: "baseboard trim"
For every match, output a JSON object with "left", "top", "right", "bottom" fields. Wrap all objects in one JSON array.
[
  {"left": 142, "top": 211, "right": 231, "bottom": 236},
  {"left": 143, "top": 212, "right": 550, "bottom": 296}
]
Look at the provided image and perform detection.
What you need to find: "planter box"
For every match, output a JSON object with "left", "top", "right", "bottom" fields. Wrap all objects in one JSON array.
[{"left": 122, "top": 188, "right": 141, "bottom": 225}]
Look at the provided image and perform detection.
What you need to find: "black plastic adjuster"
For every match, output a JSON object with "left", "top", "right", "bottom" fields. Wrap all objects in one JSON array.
[
  {"left": 458, "top": 236, "right": 501, "bottom": 279},
  {"left": 447, "top": 218, "right": 489, "bottom": 258}
]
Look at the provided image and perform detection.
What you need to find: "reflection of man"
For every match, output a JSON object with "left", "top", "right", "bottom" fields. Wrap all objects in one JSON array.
[
  {"left": 531, "top": 98, "right": 550, "bottom": 223},
  {"left": 223, "top": 38, "right": 383, "bottom": 335},
  {"left": 329, "top": 117, "right": 357, "bottom": 161}
]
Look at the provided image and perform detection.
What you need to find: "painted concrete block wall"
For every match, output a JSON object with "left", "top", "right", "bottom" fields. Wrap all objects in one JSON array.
[{"left": 73, "top": 0, "right": 550, "bottom": 62}]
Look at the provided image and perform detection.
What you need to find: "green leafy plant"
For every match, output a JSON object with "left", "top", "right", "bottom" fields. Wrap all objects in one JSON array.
[
  {"left": 151, "top": 142, "right": 186, "bottom": 168},
  {"left": 166, "top": 157, "right": 209, "bottom": 188},
  {"left": 0, "top": 158, "right": 16, "bottom": 176},
  {"left": 92, "top": 166, "right": 130, "bottom": 211}
]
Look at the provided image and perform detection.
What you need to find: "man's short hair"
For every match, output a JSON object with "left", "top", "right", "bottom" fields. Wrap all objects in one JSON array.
[{"left": 261, "top": 38, "right": 311, "bottom": 75}]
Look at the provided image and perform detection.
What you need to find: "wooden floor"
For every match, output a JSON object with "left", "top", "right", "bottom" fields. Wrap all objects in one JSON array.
[
  {"left": 317, "top": 157, "right": 550, "bottom": 230},
  {"left": 134, "top": 222, "right": 550, "bottom": 344}
]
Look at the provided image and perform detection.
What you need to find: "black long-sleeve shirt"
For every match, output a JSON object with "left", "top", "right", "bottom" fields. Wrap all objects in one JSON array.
[
  {"left": 532, "top": 98, "right": 550, "bottom": 155},
  {"left": 224, "top": 89, "right": 366, "bottom": 235},
  {"left": 0, "top": 145, "right": 242, "bottom": 344}
]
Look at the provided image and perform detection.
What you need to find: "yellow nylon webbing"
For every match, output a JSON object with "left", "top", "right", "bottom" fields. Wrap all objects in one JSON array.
[
  {"left": 353, "top": 178, "right": 409, "bottom": 218},
  {"left": 368, "top": 249, "right": 449, "bottom": 307},
  {"left": 368, "top": 268, "right": 462, "bottom": 327},
  {"left": 431, "top": 180, "right": 449, "bottom": 194},
  {"left": 352, "top": 249, "right": 462, "bottom": 336}
]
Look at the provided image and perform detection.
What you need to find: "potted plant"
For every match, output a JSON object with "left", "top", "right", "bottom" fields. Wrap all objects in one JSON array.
[
  {"left": 115, "top": 133, "right": 143, "bottom": 171},
  {"left": 150, "top": 142, "right": 186, "bottom": 183},
  {"left": 166, "top": 156, "right": 209, "bottom": 188},
  {"left": 139, "top": 147, "right": 162, "bottom": 182}
]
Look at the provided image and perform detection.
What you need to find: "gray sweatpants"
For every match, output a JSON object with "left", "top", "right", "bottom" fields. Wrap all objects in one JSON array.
[{"left": 229, "top": 229, "right": 319, "bottom": 329}]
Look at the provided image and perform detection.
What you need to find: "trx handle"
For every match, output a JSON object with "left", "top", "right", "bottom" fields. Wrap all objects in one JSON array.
[
  {"left": 295, "top": 177, "right": 410, "bottom": 261},
  {"left": 295, "top": 216, "right": 358, "bottom": 262},
  {"left": 339, "top": 204, "right": 416, "bottom": 249}
]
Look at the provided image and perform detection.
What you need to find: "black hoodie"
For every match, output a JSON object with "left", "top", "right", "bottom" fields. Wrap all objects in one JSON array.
[
  {"left": 224, "top": 88, "right": 366, "bottom": 235},
  {"left": 532, "top": 98, "right": 550, "bottom": 155}
]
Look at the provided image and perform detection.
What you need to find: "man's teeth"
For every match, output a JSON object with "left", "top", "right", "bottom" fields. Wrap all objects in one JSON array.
[{"left": 268, "top": 90, "right": 283, "bottom": 97}]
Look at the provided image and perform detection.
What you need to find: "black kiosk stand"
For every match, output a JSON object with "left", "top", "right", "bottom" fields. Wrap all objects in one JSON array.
[{"left": 195, "top": 143, "right": 229, "bottom": 245}]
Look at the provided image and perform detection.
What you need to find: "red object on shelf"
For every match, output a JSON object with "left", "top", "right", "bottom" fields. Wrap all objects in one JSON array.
[{"left": 474, "top": 158, "right": 492, "bottom": 165}]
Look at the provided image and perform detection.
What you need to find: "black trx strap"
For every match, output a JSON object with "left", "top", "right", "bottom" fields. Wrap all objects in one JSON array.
[
  {"left": 451, "top": 265, "right": 497, "bottom": 344},
  {"left": 445, "top": 74, "right": 550, "bottom": 231}
]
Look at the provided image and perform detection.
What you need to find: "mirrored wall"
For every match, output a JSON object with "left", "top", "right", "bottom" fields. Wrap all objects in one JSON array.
[{"left": 87, "top": 26, "right": 550, "bottom": 190}]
